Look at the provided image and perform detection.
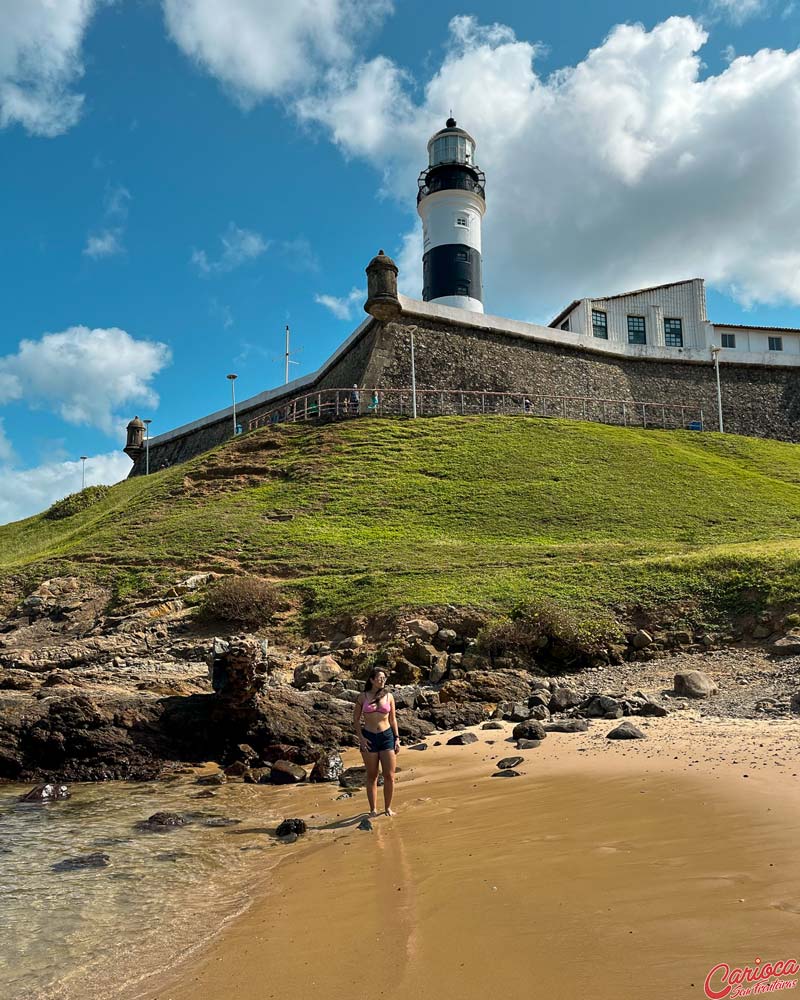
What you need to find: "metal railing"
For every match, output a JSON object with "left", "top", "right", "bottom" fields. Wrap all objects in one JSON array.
[{"left": 247, "top": 388, "right": 705, "bottom": 433}]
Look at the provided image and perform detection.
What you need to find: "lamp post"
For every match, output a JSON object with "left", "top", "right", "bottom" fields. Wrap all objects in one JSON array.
[
  {"left": 227, "top": 373, "right": 238, "bottom": 434},
  {"left": 143, "top": 419, "right": 152, "bottom": 474},
  {"left": 710, "top": 346, "right": 724, "bottom": 433},
  {"left": 80, "top": 456, "right": 88, "bottom": 491},
  {"left": 409, "top": 327, "right": 418, "bottom": 419}
]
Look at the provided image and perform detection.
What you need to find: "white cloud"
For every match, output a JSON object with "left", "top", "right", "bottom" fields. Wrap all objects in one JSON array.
[
  {"left": 0, "top": 418, "right": 14, "bottom": 463},
  {"left": 0, "top": 326, "right": 171, "bottom": 434},
  {"left": 84, "top": 229, "right": 124, "bottom": 258},
  {"left": 0, "top": 451, "right": 131, "bottom": 526},
  {"left": 84, "top": 183, "right": 130, "bottom": 259},
  {"left": 192, "top": 223, "right": 269, "bottom": 275},
  {"left": 710, "top": 0, "right": 768, "bottom": 24},
  {"left": 315, "top": 287, "right": 365, "bottom": 320},
  {"left": 0, "top": 0, "right": 98, "bottom": 137},
  {"left": 163, "top": 0, "right": 392, "bottom": 104},
  {"left": 300, "top": 15, "right": 800, "bottom": 315}
]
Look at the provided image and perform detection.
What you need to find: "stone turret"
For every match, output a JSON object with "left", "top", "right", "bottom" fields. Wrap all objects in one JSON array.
[
  {"left": 124, "top": 416, "right": 145, "bottom": 461},
  {"left": 364, "top": 249, "right": 400, "bottom": 321}
]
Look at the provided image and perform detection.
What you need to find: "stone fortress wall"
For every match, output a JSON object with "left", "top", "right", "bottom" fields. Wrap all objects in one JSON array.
[{"left": 127, "top": 257, "right": 800, "bottom": 476}]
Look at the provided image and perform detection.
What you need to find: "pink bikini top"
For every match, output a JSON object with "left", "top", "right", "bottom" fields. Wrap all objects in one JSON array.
[{"left": 362, "top": 693, "right": 391, "bottom": 714}]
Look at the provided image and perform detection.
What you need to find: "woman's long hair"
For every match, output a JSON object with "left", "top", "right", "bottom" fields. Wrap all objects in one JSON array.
[{"left": 363, "top": 667, "right": 388, "bottom": 707}]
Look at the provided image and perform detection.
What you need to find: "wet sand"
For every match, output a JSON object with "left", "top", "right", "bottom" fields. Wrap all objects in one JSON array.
[{"left": 142, "top": 714, "right": 800, "bottom": 1000}]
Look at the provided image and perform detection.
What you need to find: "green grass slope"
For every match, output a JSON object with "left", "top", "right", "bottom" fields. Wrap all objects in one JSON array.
[{"left": 3, "top": 417, "right": 800, "bottom": 626}]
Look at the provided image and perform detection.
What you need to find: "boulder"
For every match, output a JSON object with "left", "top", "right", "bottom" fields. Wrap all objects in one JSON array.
[
  {"left": 294, "top": 655, "right": 343, "bottom": 688},
  {"left": 19, "top": 782, "right": 70, "bottom": 802},
  {"left": 439, "top": 670, "right": 532, "bottom": 706},
  {"left": 516, "top": 738, "right": 542, "bottom": 749},
  {"left": 481, "top": 721, "right": 505, "bottom": 730},
  {"left": 790, "top": 692, "right": 800, "bottom": 715},
  {"left": 52, "top": 852, "right": 111, "bottom": 872},
  {"left": 501, "top": 701, "right": 530, "bottom": 722},
  {"left": 434, "top": 628, "right": 458, "bottom": 649},
  {"left": 276, "top": 818, "right": 307, "bottom": 837},
  {"left": 511, "top": 720, "right": 547, "bottom": 741},
  {"left": 632, "top": 630, "right": 653, "bottom": 650},
  {"left": 497, "top": 756, "right": 523, "bottom": 770},
  {"left": 390, "top": 658, "right": 426, "bottom": 685},
  {"left": 270, "top": 760, "right": 308, "bottom": 784},
  {"left": 406, "top": 618, "right": 439, "bottom": 639},
  {"left": 528, "top": 704, "right": 551, "bottom": 722},
  {"left": 543, "top": 719, "right": 589, "bottom": 734},
  {"left": 607, "top": 722, "right": 647, "bottom": 740},
  {"left": 246, "top": 686, "right": 357, "bottom": 759},
  {"left": 770, "top": 634, "right": 800, "bottom": 657},
  {"left": 492, "top": 770, "right": 521, "bottom": 778},
  {"left": 309, "top": 750, "right": 344, "bottom": 783},
  {"left": 422, "top": 702, "right": 491, "bottom": 729},
  {"left": 136, "top": 812, "right": 187, "bottom": 831},
  {"left": 673, "top": 671, "right": 718, "bottom": 699},
  {"left": 447, "top": 732, "right": 478, "bottom": 746},
  {"left": 339, "top": 766, "right": 383, "bottom": 789},
  {"left": 196, "top": 772, "right": 226, "bottom": 786},
  {"left": 549, "top": 687, "right": 581, "bottom": 712},
  {"left": 583, "top": 695, "right": 624, "bottom": 718},
  {"left": 395, "top": 710, "right": 436, "bottom": 740},
  {"left": 637, "top": 700, "right": 669, "bottom": 718}
]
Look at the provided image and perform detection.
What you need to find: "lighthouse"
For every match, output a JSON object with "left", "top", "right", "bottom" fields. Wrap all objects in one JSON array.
[{"left": 417, "top": 117, "right": 486, "bottom": 313}]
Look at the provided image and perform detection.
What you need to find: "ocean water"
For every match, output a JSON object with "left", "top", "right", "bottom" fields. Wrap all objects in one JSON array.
[{"left": 0, "top": 775, "right": 345, "bottom": 1000}]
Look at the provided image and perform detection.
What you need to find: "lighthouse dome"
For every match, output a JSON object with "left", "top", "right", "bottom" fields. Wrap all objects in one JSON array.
[{"left": 427, "top": 118, "right": 476, "bottom": 168}]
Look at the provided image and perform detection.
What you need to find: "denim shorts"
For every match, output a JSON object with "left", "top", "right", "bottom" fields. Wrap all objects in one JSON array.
[{"left": 363, "top": 728, "right": 396, "bottom": 753}]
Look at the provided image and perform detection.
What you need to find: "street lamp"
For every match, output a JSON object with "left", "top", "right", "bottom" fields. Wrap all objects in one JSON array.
[
  {"left": 710, "top": 346, "right": 724, "bottom": 433},
  {"left": 80, "top": 456, "right": 88, "bottom": 491},
  {"left": 227, "top": 373, "right": 238, "bottom": 434},
  {"left": 409, "top": 327, "right": 418, "bottom": 419},
  {"left": 143, "top": 419, "right": 152, "bottom": 474}
]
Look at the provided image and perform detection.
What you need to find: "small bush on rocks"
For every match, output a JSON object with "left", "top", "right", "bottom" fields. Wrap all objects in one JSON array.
[
  {"left": 200, "top": 576, "right": 279, "bottom": 628},
  {"left": 44, "top": 486, "right": 110, "bottom": 521},
  {"left": 478, "top": 599, "right": 619, "bottom": 670}
]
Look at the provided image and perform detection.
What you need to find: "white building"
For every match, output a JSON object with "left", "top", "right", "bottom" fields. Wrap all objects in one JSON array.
[{"left": 548, "top": 278, "right": 800, "bottom": 366}]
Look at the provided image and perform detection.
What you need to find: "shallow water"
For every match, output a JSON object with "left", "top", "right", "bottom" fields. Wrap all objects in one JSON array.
[{"left": 0, "top": 776, "right": 342, "bottom": 1000}]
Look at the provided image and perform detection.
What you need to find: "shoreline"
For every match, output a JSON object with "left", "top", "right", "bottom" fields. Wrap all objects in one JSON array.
[{"left": 139, "top": 713, "right": 800, "bottom": 1000}]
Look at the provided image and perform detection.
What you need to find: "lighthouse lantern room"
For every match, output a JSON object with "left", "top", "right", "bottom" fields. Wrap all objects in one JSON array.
[{"left": 417, "top": 117, "right": 486, "bottom": 313}]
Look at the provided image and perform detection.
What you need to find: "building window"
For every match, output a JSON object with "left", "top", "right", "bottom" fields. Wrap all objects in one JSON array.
[
  {"left": 455, "top": 215, "right": 469, "bottom": 228},
  {"left": 455, "top": 284, "right": 469, "bottom": 296},
  {"left": 560, "top": 319, "right": 570, "bottom": 331},
  {"left": 664, "top": 318, "right": 683, "bottom": 347},
  {"left": 721, "top": 333, "right": 736, "bottom": 348},
  {"left": 627, "top": 315, "right": 646, "bottom": 345},
  {"left": 592, "top": 309, "right": 608, "bottom": 339},
  {"left": 456, "top": 250, "right": 469, "bottom": 261},
  {"left": 769, "top": 336, "right": 783, "bottom": 351}
]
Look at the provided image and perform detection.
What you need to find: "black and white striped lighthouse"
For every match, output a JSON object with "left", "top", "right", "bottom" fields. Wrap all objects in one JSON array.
[{"left": 417, "top": 117, "right": 486, "bottom": 313}]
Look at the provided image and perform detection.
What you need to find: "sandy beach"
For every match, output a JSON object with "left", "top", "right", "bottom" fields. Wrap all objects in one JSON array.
[{"left": 140, "top": 712, "right": 800, "bottom": 1000}]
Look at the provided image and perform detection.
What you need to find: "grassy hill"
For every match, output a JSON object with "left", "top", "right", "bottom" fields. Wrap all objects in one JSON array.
[{"left": 3, "top": 416, "right": 800, "bottom": 631}]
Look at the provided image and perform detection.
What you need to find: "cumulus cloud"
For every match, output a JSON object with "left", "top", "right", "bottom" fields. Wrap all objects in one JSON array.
[
  {"left": 315, "top": 287, "right": 365, "bottom": 320},
  {"left": 0, "top": 418, "right": 14, "bottom": 464},
  {"left": 0, "top": 451, "right": 131, "bottom": 526},
  {"left": 0, "top": 326, "right": 171, "bottom": 434},
  {"left": 163, "top": 0, "right": 392, "bottom": 104},
  {"left": 0, "top": 0, "right": 98, "bottom": 136},
  {"left": 299, "top": 15, "right": 800, "bottom": 316},
  {"left": 192, "top": 223, "right": 269, "bottom": 275}
]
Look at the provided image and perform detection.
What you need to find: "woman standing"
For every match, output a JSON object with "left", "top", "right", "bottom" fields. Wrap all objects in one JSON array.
[{"left": 353, "top": 668, "right": 400, "bottom": 816}]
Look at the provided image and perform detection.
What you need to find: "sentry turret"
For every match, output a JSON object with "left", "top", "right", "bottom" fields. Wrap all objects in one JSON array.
[{"left": 417, "top": 117, "right": 486, "bottom": 312}]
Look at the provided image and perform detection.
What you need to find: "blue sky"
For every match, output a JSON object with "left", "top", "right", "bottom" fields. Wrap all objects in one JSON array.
[{"left": 1, "top": 0, "right": 799, "bottom": 522}]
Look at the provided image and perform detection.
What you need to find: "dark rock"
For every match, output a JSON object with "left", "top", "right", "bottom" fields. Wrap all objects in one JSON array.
[
  {"left": 395, "top": 710, "right": 436, "bottom": 740},
  {"left": 19, "top": 782, "right": 71, "bottom": 802},
  {"left": 607, "top": 722, "right": 647, "bottom": 740},
  {"left": 422, "top": 702, "right": 491, "bottom": 729},
  {"left": 516, "top": 739, "right": 541, "bottom": 749},
  {"left": 406, "top": 618, "right": 438, "bottom": 638},
  {"left": 790, "top": 692, "right": 800, "bottom": 715},
  {"left": 196, "top": 772, "right": 226, "bottom": 786},
  {"left": 407, "top": 742, "right": 428, "bottom": 751},
  {"left": 440, "top": 670, "right": 532, "bottom": 705},
  {"left": 270, "top": 760, "right": 307, "bottom": 784},
  {"left": 136, "top": 811, "right": 188, "bottom": 831},
  {"left": 243, "top": 767, "right": 272, "bottom": 784},
  {"left": 204, "top": 817, "right": 241, "bottom": 828},
  {"left": 497, "top": 756, "right": 523, "bottom": 769},
  {"left": 528, "top": 704, "right": 550, "bottom": 722},
  {"left": 192, "top": 789, "right": 218, "bottom": 798},
  {"left": 339, "top": 766, "right": 383, "bottom": 789},
  {"left": 481, "top": 721, "right": 505, "bottom": 730},
  {"left": 491, "top": 769, "right": 521, "bottom": 778},
  {"left": 549, "top": 686, "right": 581, "bottom": 712},
  {"left": 276, "top": 818, "right": 307, "bottom": 837},
  {"left": 502, "top": 701, "right": 530, "bottom": 722},
  {"left": 771, "top": 635, "right": 800, "bottom": 657},
  {"left": 583, "top": 695, "right": 624, "bottom": 718},
  {"left": 310, "top": 749, "right": 344, "bottom": 783},
  {"left": 223, "top": 762, "right": 248, "bottom": 778},
  {"left": 52, "top": 851, "right": 111, "bottom": 872},
  {"left": 447, "top": 732, "right": 478, "bottom": 746},
  {"left": 632, "top": 630, "right": 653, "bottom": 650},
  {"left": 543, "top": 719, "right": 590, "bottom": 733},
  {"left": 511, "top": 720, "right": 546, "bottom": 741},
  {"left": 674, "top": 671, "right": 718, "bottom": 699},
  {"left": 638, "top": 700, "right": 669, "bottom": 718}
]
